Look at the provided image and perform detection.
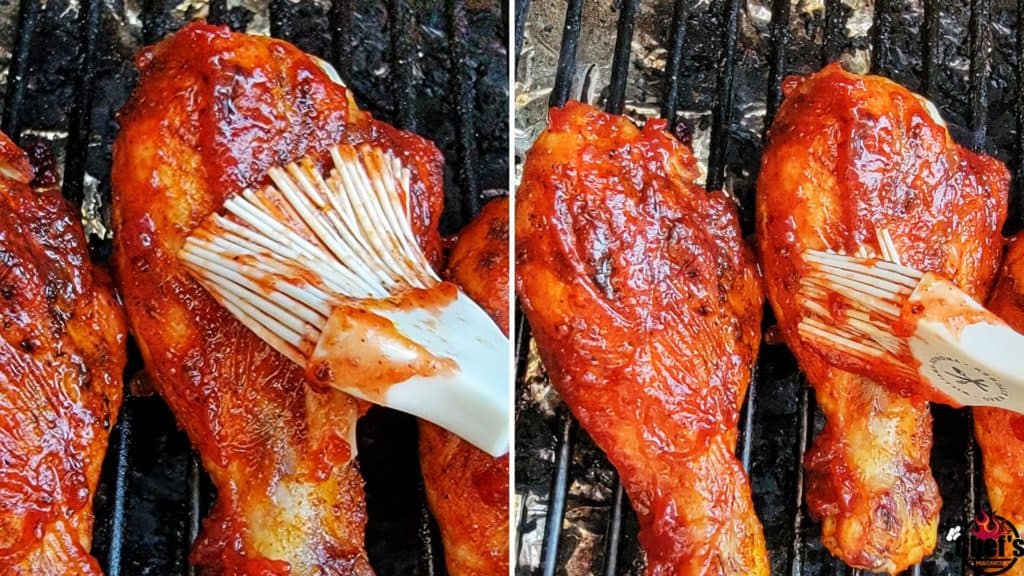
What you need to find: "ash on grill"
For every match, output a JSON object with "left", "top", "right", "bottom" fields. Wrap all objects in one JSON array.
[
  {"left": 0, "top": 0, "right": 508, "bottom": 574},
  {"left": 514, "top": 0, "right": 1023, "bottom": 575}
]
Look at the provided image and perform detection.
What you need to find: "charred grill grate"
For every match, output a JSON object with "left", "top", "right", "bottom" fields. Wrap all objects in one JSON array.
[
  {"left": 514, "top": 0, "right": 1021, "bottom": 574},
  {"left": 0, "top": 0, "right": 507, "bottom": 574}
]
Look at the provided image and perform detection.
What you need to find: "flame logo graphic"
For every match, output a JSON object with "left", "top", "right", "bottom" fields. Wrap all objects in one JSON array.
[{"left": 973, "top": 510, "right": 1003, "bottom": 540}]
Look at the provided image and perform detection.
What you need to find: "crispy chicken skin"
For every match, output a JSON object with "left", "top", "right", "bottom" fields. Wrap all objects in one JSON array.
[
  {"left": 757, "top": 63, "right": 1009, "bottom": 573},
  {"left": 0, "top": 132, "right": 126, "bottom": 574},
  {"left": 517, "top": 101, "right": 768, "bottom": 575},
  {"left": 419, "top": 196, "right": 509, "bottom": 576},
  {"left": 976, "top": 233, "right": 1024, "bottom": 570},
  {"left": 111, "top": 22, "right": 443, "bottom": 574}
]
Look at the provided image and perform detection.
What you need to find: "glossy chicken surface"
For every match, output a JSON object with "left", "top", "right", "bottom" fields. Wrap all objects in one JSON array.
[
  {"left": 111, "top": 23, "right": 443, "bottom": 574},
  {"left": 0, "top": 132, "right": 126, "bottom": 574},
  {"left": 517, "top": 101, "right": 768, "bottom": 575},
  {"left": 419, "top": 196, "right": 509, "bottom": 576},
  {"left": 976, "top": 233, "right": 1024, "bottom": 571},
  {"left": 757, "top": 64, "right": 1009, "bottom": 573}
]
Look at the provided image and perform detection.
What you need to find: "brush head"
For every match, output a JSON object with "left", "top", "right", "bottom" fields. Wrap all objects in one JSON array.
[
  {"left": 179, "top": 143, "right": 510, "bottom": 456},
  {"left": 793, "top": 228, "right": 930, "bottom": 392}
]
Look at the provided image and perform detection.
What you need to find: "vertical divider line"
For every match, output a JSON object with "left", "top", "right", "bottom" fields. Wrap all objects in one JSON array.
[
  {"left": 705, "top": 0, "right": 741, "bottom": 192},
  {"left": 63, "top": 0, "right": 102, "bottom": 205},
  {"left": 549, "top": 0, "right": 584, "bottom": 108},
  {"left": 2, "top": 0, "right": 40, "bottom": 143},
  {"left": 605, "top": 0, "right": 638, "bottom": 115},
  {"left": 446, "top": 0, "right": 482, "bottom": 220},
  {"left": 659, "top": 0, "right": 690, "bottom": 129}
]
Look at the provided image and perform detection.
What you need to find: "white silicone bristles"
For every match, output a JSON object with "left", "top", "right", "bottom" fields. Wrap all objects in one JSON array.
[
  {"left": 179, "top": 143, "right": 437, "bottom": 365},
  {"left": 795, "top": 228, "right": 923, "bottom": 377}
]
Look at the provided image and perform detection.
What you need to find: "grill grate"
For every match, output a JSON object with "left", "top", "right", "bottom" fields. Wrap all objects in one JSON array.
[
  {"left": 0, "top": 1, "right": 507, "bottom": 574},
  {"left": 514, "top": 1, "right": 1022, "bottom": 574}
]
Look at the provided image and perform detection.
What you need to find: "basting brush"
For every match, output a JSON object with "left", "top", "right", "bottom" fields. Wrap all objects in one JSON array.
[
  {"left": 178, "top": 143, "right": 510, "bottom": 457},
  {"left": 795, "top": 229, "right": 1024, "bottom": 412}
]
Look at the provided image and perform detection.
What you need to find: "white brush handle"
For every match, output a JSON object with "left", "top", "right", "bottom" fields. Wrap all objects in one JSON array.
[
  {"left": 908, "top": 274, "right": 1024, "bottom": 412},
  {"left": 308, "top": 285, "right": 510, "bottom": 457}
]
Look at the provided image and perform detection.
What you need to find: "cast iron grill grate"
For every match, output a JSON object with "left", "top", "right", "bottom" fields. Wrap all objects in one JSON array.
[
  {"left": 0, "top": 0, "right": 507, "bottom": 574},
  {"left": 514, "top": 1, "right": 1021, "bottom": 575}
]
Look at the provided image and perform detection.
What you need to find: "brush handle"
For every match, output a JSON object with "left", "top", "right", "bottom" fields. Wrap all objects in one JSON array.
[{"left": 909, "top": 273, "right": 1024, "bottom": 413}]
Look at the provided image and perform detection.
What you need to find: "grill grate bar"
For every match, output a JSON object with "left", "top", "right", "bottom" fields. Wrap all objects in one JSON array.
[
  {"left": 540, "top": 415, "right": 575, "bottom": 576},
  {"left": 788, "top": 386, "right": 814, "bottom": 576},
  {"left": 446, "top": 0, "right": 483, "bottom": 220},
  {"left": 514, "top": 0, "right": 530, "bottom": 66},
  {"left": 659, "top": 0, "right": 690, "bottom": 129},
  {"left": 330, "top": 0, "right": 354, "bottom": 79},
  {"left": 821, "top": 0, "right": 844, "bottom": 65},
  {"left": 921, "top": 0, "right": 941, "bottom": 99},
  {"left": 186, "top": 452, "right": 202, "bottom": 576},
  {"left": 599, "top": 0, "right": 641, "bottom": 563},
  {"left": 968, "top": 0, "right": 991, "bottom": 151},
  {"left": 705, "top": 0, "right": 742, "bottom": 192},
  {"left": 548, "top": 0, "right": 583, "bottom": 108},
  {"left": 870, "top": 0, "right": 891, "bottom": 74},
  {"left": 104, "top": 403, "right": 132, "bottom": 576},
  {"left": 764, "top": 0, "right": 790, "bottom": 129},
  {"left": 601, "top": 481, "right": 625, "bottom": 576},
  {"left": 605, "top": 0, "right": 638, "bottom": 115},
  {"left": 62, "top": 0, "right": 102, "bottom": 205},
  {"left": 534, "top": 0, "right": 583, "bottom": 559},
  {"left": 207, "top": 0, "right": 228, "bottom": 26},
  {"left": 1, "top": 0, "right": 39, "bottom": 143},
  {"left": 1015, "top": 0, "right": 1024, "bottom": 231},
  {"left": 388, "top": 0, "right": 419, "bottom": 131}
]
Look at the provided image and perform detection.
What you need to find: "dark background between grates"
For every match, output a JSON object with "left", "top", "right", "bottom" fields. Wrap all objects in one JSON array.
[
  {"left": 0, "top": 0, "right": 508, "bottom": 574},
  {"left": 514, "top": 0, "right": 1024, "bottom": 575}
]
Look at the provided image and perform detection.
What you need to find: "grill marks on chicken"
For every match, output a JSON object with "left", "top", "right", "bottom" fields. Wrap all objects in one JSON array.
[
  {"left": 419, "top": 196, "right": 509, "bottom": 576},
  {"left": 976, "top": 233, "right": 1024, "bottom": 572},
  {"left": 516, "top": 101, "right": 768, "bottom": 575},
  {"left": 757, "top": 64, "right": 1009, "bottom": 573},
  {"left": 0, "top": 132, "right": 126, "bottom": 575},
  {"left": 111, "top": 23, "right": 443, "bottom": 574}
]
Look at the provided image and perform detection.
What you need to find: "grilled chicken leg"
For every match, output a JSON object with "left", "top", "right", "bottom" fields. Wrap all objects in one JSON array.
[
  {"left": 757, "top": 64, "right": 1009, "bottom": 573},
  {"left": 976, "top": 233, "right": 1024, "bottom": 573},
  {"left": 112, "top": 23, "right": 443, "bottom": 574},
  {"left": 419, "top": 196, "right": 509, "bottom": 575},
  {"left": 0, "top": 132, "right": 126, "bottom": 574},
  {"left": 517, "top": 101, "right": 768, "bottom": 575}
]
